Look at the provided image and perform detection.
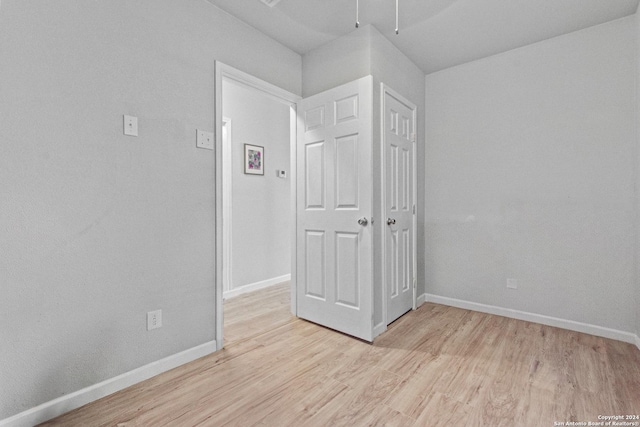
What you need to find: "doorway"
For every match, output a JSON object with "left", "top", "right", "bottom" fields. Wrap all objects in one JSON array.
[
  {"left": 214, "top": 62, "right": 300, "bottom": 350},
  {"left": 220, "top": 92, "right": 292, "bottom": 344}
]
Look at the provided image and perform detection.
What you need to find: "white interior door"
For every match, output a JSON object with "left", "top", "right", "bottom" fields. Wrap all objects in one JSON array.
[
  {"left": 296, "top": 76, "right": 373, "bottom": 342},
  {"left": 384, "top": 86, "right": 417, "bottom": 325}
]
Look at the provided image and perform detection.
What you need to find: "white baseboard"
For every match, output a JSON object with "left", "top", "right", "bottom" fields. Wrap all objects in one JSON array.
[
  {"left": 421, "top": 293, "right": 639, "bottom": 347},
  {"left": 636, "top": 334, "right": 640, "bottom": 351},
  {"left": 224, "top": 274, "right": 290, "bottom": 300},
  {"left": 416, "top": 293, "right": 427, "bottom": 307},
  {"left": 373, "top": 322, "right": 387, "bottom": 339},
  {"left": 0, "top": 340, "right": 217, "bottom": 427}
]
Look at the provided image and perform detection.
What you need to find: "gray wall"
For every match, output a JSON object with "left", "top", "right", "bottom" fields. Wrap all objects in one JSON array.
[
  {"left": 0, "top": 0, "right": 300, "bottom": 420},
  {"left": 301, "top": 27, "right": 371, "bottom": 99},
  {"left": 222, "top": 80, "right": 291, "bottom": 290},
  {"left": 424, "top": 17, "right": 637, "bottom": 333}
]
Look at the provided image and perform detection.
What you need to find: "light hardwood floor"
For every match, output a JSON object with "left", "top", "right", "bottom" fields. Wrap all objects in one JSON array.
[
  {"left": 42, "top": 282, "right": 640, "bottom": 426},
  {"left": 223, "top": 282, "right": 294, "bottom": 345}
]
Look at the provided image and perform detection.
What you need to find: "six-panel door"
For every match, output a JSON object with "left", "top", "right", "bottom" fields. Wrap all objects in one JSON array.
[
  {"left": 384, "top": 89, "right": 416, "bottom": 325},
  {"left": 296, "top": 76, "right": 373, "bottom": 342}
]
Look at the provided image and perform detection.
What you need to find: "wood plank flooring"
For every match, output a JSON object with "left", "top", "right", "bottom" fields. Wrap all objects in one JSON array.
[
  {"left": 223, "top": 283, "right": 294, "bottom": 345},
  {"left": 42, "top": 283, "right": 640, "bottom": 426}
]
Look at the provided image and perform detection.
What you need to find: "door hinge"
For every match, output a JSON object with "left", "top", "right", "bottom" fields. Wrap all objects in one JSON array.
[
  {"left": 413, "top": 278, "right": 417, "bottom": 289},
  {"left": 413, "top": 204, "right": 416, "bottom": 215}
]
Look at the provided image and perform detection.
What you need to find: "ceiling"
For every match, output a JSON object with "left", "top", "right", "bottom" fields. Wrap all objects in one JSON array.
[{"left": 206, "top": 0, "right": 639, "bottom": 74}]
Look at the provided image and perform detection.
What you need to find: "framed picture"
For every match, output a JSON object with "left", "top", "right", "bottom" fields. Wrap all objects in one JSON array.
[{"left": 244, "top": 144, "right": 264, "bottom": 175}]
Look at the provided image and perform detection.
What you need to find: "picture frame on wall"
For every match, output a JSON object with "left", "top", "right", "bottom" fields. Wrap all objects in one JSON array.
[{"left": 244, "top": 144, "right": 264, "bottom": 175}]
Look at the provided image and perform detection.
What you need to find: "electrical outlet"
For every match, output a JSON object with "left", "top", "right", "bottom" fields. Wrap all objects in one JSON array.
[
  {"left": 147, "top": 310, "right": 162, "bottom": 330},
  {"left": 506, "top": 278, "right": 518, "bottom": 290}
]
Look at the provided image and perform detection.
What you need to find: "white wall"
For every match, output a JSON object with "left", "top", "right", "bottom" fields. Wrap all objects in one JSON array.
[
  {"left": 0, "top": 0, "right": 300, "bottom": 421},
  {"left": 424, "top": 17, "right": 637, "bottom": 334},
  {"left": 222, "top": 80, "right": 291, "bottom": 290}
]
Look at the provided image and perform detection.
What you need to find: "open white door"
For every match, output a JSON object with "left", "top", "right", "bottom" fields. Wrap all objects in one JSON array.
[{"left": 296, "top": 76, "right": 373, "bottom": 342}]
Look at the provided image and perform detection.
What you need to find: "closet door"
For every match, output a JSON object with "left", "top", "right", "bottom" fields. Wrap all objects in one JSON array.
[
  {"left": 383, "top": 86, "right": 417, "bottom": 325},
  {"left": 296, "top": 76, "right": 373, "bottom": 341}
]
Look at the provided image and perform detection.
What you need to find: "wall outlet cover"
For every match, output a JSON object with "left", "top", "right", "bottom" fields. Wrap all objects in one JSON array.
[{"left": 196, "top": 129, "right": 214, "bottom": 150}]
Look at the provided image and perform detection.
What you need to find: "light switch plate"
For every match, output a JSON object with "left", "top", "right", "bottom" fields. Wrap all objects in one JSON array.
[
  {"left": 196, "top": 129, "right": 214, "bottom": 150},
  {"left": 147, "top": 309, "right": 162, "bottom": 330},
  {"left": 124, "top": 115, "right": 138, "bottom": 136}
]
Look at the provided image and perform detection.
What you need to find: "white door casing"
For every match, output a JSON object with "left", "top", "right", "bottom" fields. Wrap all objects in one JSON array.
[
  {"left": 222, "top": 118, "right": 232, "bottom": 295},
  {"left": 383, "top": 85, "right": 417, "bottom": 325},
  {"left": 296, "top": 76, "right": 374, "bottom": 342}
]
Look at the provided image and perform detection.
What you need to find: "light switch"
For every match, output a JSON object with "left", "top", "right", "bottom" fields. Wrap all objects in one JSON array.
[
  {"left": 124, "top": 115, "right": 138, "bottom": 136},
  {"left": 196, "top": 129, "right": 214, "bottom": 150}
]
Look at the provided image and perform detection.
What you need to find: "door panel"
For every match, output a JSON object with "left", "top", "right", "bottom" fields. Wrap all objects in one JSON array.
[
  {"left": 390, "top": 230, "right": 398, "bottom": 298},
  {"left": 296, "top": 76, "right": 373, "bottom": 342},
  {"left": 335, "top": 232, "right": 360, "bottom": 308},
  {"left": 335, "top": 134, "right": 359, "bottom": 209},
  {"left": 305, "top": 231, "right": 326, "bottom": 299},
  {"left": 336, "top": 95, "right": 359, "bottom": 123},
  {"left": 385, "top": 89, "right": 416, "bottom": 325},
  {"left": 305, "top": 142, "right": 325, "bottom": 209}
]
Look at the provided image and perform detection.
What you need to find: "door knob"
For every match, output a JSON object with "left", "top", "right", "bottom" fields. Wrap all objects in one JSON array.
[
  {"left": 358, "top": 217, "right": 368, "bottom": 226},
  {"left": 387, "top": 218, "right": 396, "bottom": 225}
]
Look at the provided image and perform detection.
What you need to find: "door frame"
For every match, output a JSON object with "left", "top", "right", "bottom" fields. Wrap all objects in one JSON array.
[
  {"left": 214, "top": 61, "right": 300, "bottom": 350},
  {"left": 222, "top": 117, "right": 232, "bottom": 295},
  {"left": 380, "top": 83, "right": 418, "bottom": 329}
]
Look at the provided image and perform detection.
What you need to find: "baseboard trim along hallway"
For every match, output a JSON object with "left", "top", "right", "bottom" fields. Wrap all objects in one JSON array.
[
  {"left": 224, "top": 274, "right": 291, "bottom": 300},
  {"left": 0, "top": 340, "right": 217, "bottom": 427}
]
